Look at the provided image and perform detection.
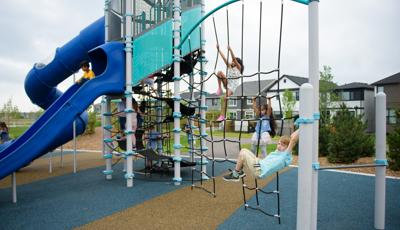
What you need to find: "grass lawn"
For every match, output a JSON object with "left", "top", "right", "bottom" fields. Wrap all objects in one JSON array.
[{"left": 9, "top": 126, "right": 29, "bottom": 139}]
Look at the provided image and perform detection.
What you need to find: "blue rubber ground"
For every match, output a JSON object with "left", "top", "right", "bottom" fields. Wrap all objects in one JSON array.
[
  {"left": 1, "top": 162, "right": 399, "bottom": 230},
  {"left": 217, "top": 168, "right": 400, "bottom": 230},
  {"left": 0, "top": 159, "right": 231, "bottom": 230}
]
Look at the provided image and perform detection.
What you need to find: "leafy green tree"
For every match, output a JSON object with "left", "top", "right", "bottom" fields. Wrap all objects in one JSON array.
[
  {"left": 387, "top": 110, "right": 400, "bottom": 171},
  {"left": 327, "top": 104, "right": 374, "bottom": 163},
  {"left": 84, "top": 106, "right": 97, "bottom": 135},
  {"left": 318, "top": 65, "right": 338, "bottom": 156},
  {"left": 282, "top": 89, "right": 296, "bottom": 119},
  {"left": 0, "top": 98, "right": 21, "bottom": 124}
]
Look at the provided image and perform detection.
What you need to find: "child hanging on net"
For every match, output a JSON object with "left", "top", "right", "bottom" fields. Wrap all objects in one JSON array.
[
  {"left": 251, "top": 97, "right": 275, "bottom": 158},
  {"left": 215, "top": 45, "right": 244, "bottom": 122},
  {"left": 223, "top": 129, "right": 299, "bottom": 182}
]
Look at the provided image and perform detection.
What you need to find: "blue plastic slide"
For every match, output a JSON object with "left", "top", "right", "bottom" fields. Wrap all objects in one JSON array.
[{"left": 0, "top": 18, "right": 125, "bottom": 180}]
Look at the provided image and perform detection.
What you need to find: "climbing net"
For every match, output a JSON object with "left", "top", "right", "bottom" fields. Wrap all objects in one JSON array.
[{"left": 180, "top": 0, "right": 295, "bottom": 221}]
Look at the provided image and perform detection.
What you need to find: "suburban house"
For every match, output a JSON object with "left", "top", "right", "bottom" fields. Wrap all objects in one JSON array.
[
  {"left": 333, "top": 82, "right": 375, "bottom": 132},
  {"left": 372, "top": 72, "right": 400, "bottom": 133}
]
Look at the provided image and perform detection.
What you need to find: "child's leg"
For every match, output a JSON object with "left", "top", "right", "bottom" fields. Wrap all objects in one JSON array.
[
  {"left": 261, "top": 145, "right": 267, "bottom": 158},
  {"left": 131, "top": 113, "right": 137, "bottom": 149},
  {"left": 216, "top": 71, "right": 228, "bottom": 93},
  {"left": 251, "top": 144, "right": 257, "bottom": 155},
  {"left": 236, "top": 149, "right": 257, "bottom": 172}
]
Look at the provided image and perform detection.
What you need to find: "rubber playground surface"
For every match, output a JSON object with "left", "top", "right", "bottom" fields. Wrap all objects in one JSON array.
[{"left": 0, "top": 150, "right": 399, "bottom": 230}]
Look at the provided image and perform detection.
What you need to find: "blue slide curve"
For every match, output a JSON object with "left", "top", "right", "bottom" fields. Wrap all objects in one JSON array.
[{"left": 0, "top": 18, "right": 125, "bottom": 180}]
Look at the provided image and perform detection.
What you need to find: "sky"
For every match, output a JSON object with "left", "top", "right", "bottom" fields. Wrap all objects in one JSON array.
[{"left": 0, "top": 0, "right": 399, "bottom": 112}]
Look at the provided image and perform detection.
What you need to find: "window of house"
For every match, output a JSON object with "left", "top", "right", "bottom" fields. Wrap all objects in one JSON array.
[
  {"left": 341, "top": 91, "right": 350, "bottom": 101},
  {"left": 245, "top": 111, "right": 254, "bottom": 119},
  {"left": 377, "top": 86, "right": 384, "bottom": 93},
  {"left": 387, "top": 109, "right": 397, "bottom": 124},
  {"left": 247, "top": 99, "right": 253, "bottom": 105},
  {"left": 211, "top": 99, "right": 219, "bottom": 106},
  {"left": 352, "top": 90, "right": 363, "bottom": 100},
  {"left": 295, "top": 90, "right": 299, "bottom": 101},
  {"left": 228, "top": 99, "right": 237, "bottom": 107},
  {"left": 228, "top": 111, "right": 237, "bottom": 120}
]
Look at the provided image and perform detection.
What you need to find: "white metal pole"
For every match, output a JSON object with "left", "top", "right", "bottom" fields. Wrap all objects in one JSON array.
[
  {"left": 124, "top": 0, "right": 134, "bottom": 188},
  {"left": 49, "top": 151, "right": 53, "bottom": 173},
  {"left": 104, "top": 98, "right": 113, "bottom": 180},
  {"left": 173, "top": 0, "right": 182, "bottom": 185},
  {"left": 308, "top": 1, "right": 320, "bottom": 229},
  {"left": 60, "top": 145, "right": 63, "bottom": 168},
  {"left": 296, "top": 83, "right": 314, "bottom": 230},
  {"left": 103, "top": 0, "right": 113, "bottom": 181},
  {"left": 375, "top": 92, "right": 386, "bottom": 230},
  {"left": 73, "top": 73, "right": 77, "bottom": 174},
  {"left": 200, "top": 0, "right": 208, "bottom": 180},
  {"left": 12, "top": 172, "right": 17, "bottom": 203}
]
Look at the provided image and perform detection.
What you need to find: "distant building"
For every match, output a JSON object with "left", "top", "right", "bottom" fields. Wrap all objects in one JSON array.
[
  {"left": 333, "top": 82, "right": 375, "bottom": 132},
  {"left": 372, "top": 72, "right": 400, "bottom": 133}
]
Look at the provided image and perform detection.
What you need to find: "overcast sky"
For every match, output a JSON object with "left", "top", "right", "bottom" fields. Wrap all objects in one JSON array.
[{"left": 0, "top": 0, "right": 399, "bottom": 112}]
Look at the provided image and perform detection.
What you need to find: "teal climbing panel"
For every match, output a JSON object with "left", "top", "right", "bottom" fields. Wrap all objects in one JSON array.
[{"left": 132, "top": 6, "right": 202, "bottom": 85}]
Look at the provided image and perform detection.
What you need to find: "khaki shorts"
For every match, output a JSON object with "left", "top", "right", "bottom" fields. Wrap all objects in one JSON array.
[{"left": 241, "top": 149, "right": 261, "bottom": 178}]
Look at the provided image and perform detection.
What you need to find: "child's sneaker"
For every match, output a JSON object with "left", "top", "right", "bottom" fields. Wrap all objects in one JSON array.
[
  {"left": 216, "top": 115, "right": 225, "bottom": 122},
  {"left": 216, "top": 87, "right": 222, "bottom": 96},
  {"left": 223, "top": 169, "right": 245, "bottom": 182}
]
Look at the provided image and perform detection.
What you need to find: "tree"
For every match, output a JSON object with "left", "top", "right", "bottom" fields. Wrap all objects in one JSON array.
[
  {"left": 387, "top": 110, "right": 400, "bottom": 171},
  {"left": 319, "top": 65, "right": 338, "bottom": 156},
  {"left": 327, "top": 104, "right": 374, "bottom": 163},
  {"left": 0, "top": 98, "right": 20, "bottom": 124},
  {"left": 84, "top": 105, "right": 97, "bottom": 135},
  {"left": 282, "top": 89, "right": 296, "bottom": 119}
]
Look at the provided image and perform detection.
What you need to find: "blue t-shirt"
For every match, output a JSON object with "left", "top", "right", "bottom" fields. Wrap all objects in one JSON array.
[
  {"left": 255, "top": 115, "right": 271, "bottom": 135},
  {"left": 0, "top": 131, "right": 10, "bottom": 143},
  {"left": 259, "top": 150, "right": 292, "bottom": 179},
  {"left": 147, "top": 131, "right": 160, "bottom": 150}
]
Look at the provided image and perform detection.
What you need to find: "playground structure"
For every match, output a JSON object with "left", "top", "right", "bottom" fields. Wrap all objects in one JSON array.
[{"left": 0, "top": 0, "right": 389, "bottom": 229}]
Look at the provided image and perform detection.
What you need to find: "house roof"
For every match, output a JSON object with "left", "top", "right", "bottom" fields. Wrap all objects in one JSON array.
[
  {"left": 284, "top": 75, "right": 308, "bottom": 86},
  {"left": 233, "top": 79, "right": 275, "bottom": 96},
  {"left": 335, "top": 82, "right": 374, "bottom": 90},
  {"left": 371, "top": 72, "right": 400, "bottom": 86}
]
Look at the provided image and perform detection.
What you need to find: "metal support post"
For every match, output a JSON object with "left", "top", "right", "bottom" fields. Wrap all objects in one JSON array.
[
  {"left": 124, "top": 0, "right": 135, "bottom": 187},
  {"left": 12, "top": 172, "right": 17, "bottom": 203},
  {"left": 308, "top": 1, "right": 319, "bottom": 229},
  {"left": 375, "top": 92, "right": 386, "bottom": 230},
  {"left": 172, "top": 0, "right": 182, "bottom": 185},
  {"left": 296, "top": 83, "right": 314, "bottom": 230}
]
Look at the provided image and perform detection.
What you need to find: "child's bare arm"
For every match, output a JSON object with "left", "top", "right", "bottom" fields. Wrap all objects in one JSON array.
[
  {"left": 267, "top": 97, "right": 272, "bottom": 116},
  {"left": 228, "top": 46, "right": 242, "bottom": 71},
  {"left": 286, "top": 130, "right": 299, "bottom": 153},
  {"left": 217, "top": 45, "right": 229, "bottom": 66}
]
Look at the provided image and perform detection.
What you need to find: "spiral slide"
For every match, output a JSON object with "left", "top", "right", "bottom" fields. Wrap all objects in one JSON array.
[{"left": 0, "top": 18, "right": 126, "bottom": 180}]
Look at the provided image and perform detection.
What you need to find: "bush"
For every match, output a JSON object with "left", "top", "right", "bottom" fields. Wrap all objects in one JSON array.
[
  {"left": 85, "top": 110, "right": 97, "bottom": 135},
  {"left": 319, "top": 119, "right": 332, "bottom": 157},
  {"left": 388, "top": 125, "right": 400, "bottom": 171},
  {"left": 327, "top": 104, "right": 374, "bottom": 163}
]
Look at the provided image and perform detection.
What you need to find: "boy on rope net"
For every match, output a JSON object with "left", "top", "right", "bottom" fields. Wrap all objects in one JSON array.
[{"left": 223, "top": 130, "right": 299, "bottom": 182}]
